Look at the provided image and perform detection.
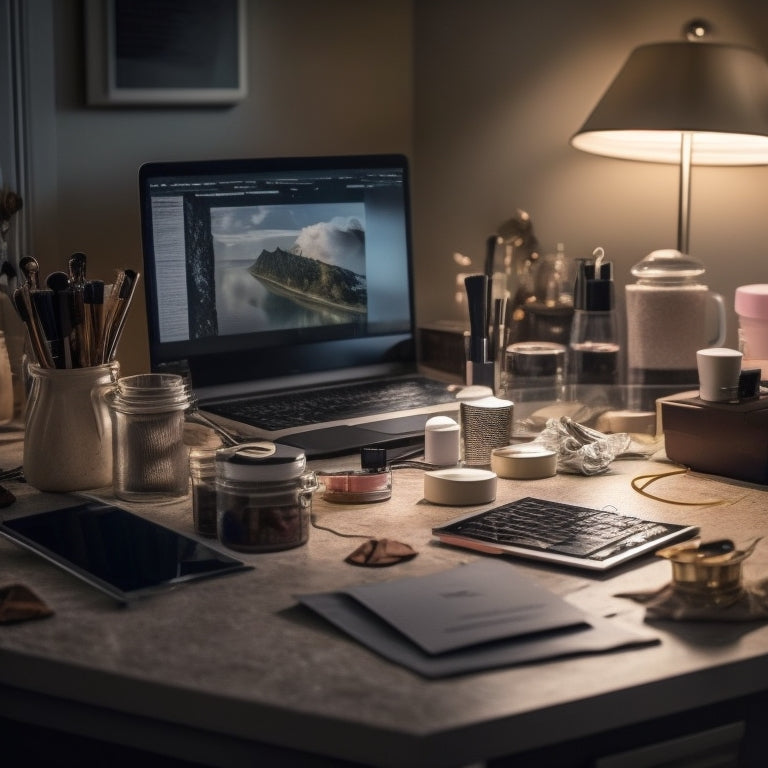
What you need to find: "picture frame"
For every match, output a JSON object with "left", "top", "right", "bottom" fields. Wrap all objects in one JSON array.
[{"left": 85, "top": 0, "right": 247, "bottom": 106}]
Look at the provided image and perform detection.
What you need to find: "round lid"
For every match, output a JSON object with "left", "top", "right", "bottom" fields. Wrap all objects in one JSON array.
[
  {"left": 461, "top": 395, "right": 513, "bottom": 410},
  {"left": 423, "top": 467, "right": 497, "bottom": 506},
  {"left": 425, "top": 415, "right": 459, "bottom": 432},
  {"left": 216, "top": 441, "right": 306, "bottom": 481},
  {"left": 490, "top": 444, "right": 557, "bottom": 480},
  {"left": 735, "top": 284, "right": 768, "bottom": 319},
  {"left": 630, "top": 249, "right": 706, "bottom": 284},
  {"left": 455, "top": 385, "right": 494, "bottom": 402}
]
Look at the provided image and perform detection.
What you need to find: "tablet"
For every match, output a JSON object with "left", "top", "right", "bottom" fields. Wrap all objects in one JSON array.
[{"left": 0, "top": 498, "right": 252, "bottom": 603}]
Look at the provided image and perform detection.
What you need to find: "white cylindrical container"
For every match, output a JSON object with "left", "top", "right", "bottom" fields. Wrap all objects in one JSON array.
[{"left": 424, "top": 415, "right": 460, "bottom": 466}]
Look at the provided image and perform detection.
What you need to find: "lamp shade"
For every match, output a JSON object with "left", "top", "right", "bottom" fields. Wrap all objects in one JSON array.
[{"left": 571, "top": 42, "right": 768, "bottom": 165}]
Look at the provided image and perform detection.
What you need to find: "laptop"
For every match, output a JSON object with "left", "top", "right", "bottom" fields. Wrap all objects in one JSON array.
[{"left": 138, "top": 154, "right": 461, "bottom": 458}]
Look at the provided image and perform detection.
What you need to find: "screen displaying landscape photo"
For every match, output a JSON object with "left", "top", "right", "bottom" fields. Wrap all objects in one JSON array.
[{"left": 210, "top": 202, "right": 367, "bottom": 336}]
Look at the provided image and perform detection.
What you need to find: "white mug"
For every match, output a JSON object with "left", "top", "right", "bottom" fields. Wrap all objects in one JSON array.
[{"left": 696, "top": 348, "right": 742, "bottom": 403}]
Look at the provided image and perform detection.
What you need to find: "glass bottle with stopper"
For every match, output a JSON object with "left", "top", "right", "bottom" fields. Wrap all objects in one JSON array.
[{"left": 569, "top": 247, "right": 620, "bottom": 386}]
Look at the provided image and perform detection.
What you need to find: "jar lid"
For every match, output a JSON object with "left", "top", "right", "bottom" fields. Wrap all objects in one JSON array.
[
  {"left": 455, "top": 385, "right": 493, "bottom": 402},
  {"left": 460, "top": 395, "right": 513, "bottom": 410},
  {"left": 216, "top": 442, "right": 306, "bottom": 482},
  {"left": 735, "top": 284, "right": 768, "bottom": 319},
  {"left": 630, "top": 249, "right": 706, "bottom": 284}
]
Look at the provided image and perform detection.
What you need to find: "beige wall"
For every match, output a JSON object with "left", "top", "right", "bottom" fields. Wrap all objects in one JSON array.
[
  {"left": 412, "top": 0, "right": 768, "bottom": 350},
  {"left": 17, "top": 0, "right": 768, "bottom": 376}
]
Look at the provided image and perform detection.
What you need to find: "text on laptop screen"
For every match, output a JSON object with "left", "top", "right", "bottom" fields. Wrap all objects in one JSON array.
[{"left": 139, "top": 155, "right": 416, "bottom": 389}]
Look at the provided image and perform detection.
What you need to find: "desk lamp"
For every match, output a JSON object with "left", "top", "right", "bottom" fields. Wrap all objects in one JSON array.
[{"left": 570, "top": 21, "right": 768, "bottom": 254}]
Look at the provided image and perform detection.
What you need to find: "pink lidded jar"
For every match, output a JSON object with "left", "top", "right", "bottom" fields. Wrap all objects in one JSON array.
[{"left": 735, "top": 284, "right": 768, "bottom": 361}]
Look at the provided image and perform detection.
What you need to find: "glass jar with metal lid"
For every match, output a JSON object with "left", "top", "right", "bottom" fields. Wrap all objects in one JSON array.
[{"left": 215, "top": 442, "right": 317, "bottom": 552}]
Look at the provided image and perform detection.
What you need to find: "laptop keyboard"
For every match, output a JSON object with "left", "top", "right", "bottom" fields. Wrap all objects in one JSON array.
[
  {"left": 203, "top": 377, "right": 458, "bottom": 431},
  {"left": 436, "top": 497, "right": 680, "bottom": 560}
]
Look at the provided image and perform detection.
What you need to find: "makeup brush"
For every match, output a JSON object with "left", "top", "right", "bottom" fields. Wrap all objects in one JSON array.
[
  {"left": 84, "top": 280, "right": 105, "bottom": 365},
  {"left": 12, "top": 286, "right": 52, "bottom": 367},
  {"left": 105, "top": 270, "right": 140, "bottom": 362},
  {"left": 464, "top": 274, "right": 489, "bottom": 365},
  {"left": 19, "top": 255, "right": 41, "bottom": 290},
  {"left": 100, "top": 270, "right": 127, "bottom": 363},
  {"left": 68, "top": 252, "right": 90, "bottom": 366},
  {"left": 464, "top": 274, "right": 496, "bottom": 390},
  {"left": 46, "top": 271, "right": 74, "bottom": 368},
  {"left": 31, "top": 289, "right": 65, "bottom": 368}
]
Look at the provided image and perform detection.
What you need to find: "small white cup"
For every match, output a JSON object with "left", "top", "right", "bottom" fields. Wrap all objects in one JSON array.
[{"left": 696, "top": 347, "right": 742, "bottom": 402}]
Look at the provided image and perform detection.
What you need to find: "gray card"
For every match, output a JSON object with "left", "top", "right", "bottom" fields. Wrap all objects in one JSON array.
[{"left": 342, "top": 559, "right": 587, "bottom": 654}]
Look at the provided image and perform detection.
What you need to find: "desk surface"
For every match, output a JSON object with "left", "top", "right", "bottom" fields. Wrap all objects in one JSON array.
[{"left": 1, "top": 431, "right": 767, "bottom": 767}]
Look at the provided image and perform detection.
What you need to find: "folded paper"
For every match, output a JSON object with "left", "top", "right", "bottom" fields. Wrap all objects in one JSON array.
[{"left": 299, "top": 559, "right": 658, "bottom": 677}]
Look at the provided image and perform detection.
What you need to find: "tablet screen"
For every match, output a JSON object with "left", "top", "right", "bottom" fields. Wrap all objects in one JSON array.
[{"left": 0, "top": 499, "right": 251, "bottom": 603}]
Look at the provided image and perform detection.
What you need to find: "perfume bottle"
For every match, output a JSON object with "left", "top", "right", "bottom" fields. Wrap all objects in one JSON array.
[{"left": 569, "top": 248, "right": 620, "bottom": 386}]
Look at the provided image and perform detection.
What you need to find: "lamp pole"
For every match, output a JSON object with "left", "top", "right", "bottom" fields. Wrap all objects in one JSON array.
[{"left": 677, "top": 132, "right": 693, "bottom": 255}]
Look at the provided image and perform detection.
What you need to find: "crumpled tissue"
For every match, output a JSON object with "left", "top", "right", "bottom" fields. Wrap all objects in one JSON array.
[{"left": 530, "top": 416, "right": 655, "bottom": 475}]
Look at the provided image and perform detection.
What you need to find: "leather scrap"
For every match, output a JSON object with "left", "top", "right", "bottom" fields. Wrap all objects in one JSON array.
[
  {"left": 0, "top": 584, "right": 54, "bottom": 624},
  {"left": 345, "top": 538, "right": 418, "bottom": 567},
  {"left": 0, "top": 483, "right": 15, "bottom": 508}
]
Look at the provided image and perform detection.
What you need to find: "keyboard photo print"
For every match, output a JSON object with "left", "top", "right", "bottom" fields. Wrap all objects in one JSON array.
[{"left": 433, "top": 497, "right": 699, "bottom": 571}]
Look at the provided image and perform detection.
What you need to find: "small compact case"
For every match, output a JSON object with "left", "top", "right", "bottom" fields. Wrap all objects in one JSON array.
[{"left": 317, "top": 447, "right": 392, "bottom": 503}]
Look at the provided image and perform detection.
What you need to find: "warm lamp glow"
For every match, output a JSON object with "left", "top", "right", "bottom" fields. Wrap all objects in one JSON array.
[
  {"left": 571, "top": 130, "right": 768, "bottom": 166},
  {"left": 571, "top": 38, "right": 768, "bottom": 252}
]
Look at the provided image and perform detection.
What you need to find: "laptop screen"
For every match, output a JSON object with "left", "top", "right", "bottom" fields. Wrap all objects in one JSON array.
[{"left": 139, "top": 154, "right": 416, "bottom": 394}]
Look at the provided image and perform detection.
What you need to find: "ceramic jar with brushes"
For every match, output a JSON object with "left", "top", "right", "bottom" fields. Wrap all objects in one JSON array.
[
  {"left": 23, "top": 361, "right": 119, "bottom": 491},
  {"left": 14, "top": 253, "right": 141, "bottom": 492}
]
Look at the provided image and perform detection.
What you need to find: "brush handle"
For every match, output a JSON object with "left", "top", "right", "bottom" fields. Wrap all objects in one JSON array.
[{"left": 464, "top": 274, "right": 489, "bottom": 363}]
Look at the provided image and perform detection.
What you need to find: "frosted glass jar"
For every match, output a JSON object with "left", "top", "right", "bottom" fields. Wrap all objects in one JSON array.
[
  {"left": 109, "top": 373, "right": 191, "bottom": 502},
  {"left": 23, "top": 362, "right": 119, "bottom": 492},
  {"left": 625, "top": 250, "right": 725, "bottom": 383}
]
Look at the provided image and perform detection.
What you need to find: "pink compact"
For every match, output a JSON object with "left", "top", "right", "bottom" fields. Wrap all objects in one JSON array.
[
  {"left": 318, "top": 469, "right": 392, "bottom": 503},
  {"left": 318, "top": 447, "right": 392, "bottom": 503}
]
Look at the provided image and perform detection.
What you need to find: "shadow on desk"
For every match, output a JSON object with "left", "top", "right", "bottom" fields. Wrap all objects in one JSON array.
[
  {"left": 6, "top": 693, "right": 764, "bottom": 768},
  {"left": 487, "top": 692, "right": 768, "bottom": 768},
  {"left": 1, "top": 717, "right": 200, "bottom": 768},
  {"left": 0, "top": 714, "right": 366, "bottom": 768}
]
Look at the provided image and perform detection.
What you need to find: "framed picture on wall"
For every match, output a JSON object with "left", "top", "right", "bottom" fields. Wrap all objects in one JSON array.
[{"left": 85, "top": 0, "right": 247, "bottom": 106}]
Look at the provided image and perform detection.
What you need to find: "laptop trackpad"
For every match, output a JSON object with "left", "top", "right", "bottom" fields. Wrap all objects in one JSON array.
[{"left": 278, "top": 416, "right": 428, "bottom": 458}]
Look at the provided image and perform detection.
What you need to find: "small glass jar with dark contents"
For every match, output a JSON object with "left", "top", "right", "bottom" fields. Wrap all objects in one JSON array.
[
  {"left": 215, "top": 442, "right": 317, "bottom": 552},
  {"left": 189, "top": 446, "right": 218, "bottom": 537}
]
